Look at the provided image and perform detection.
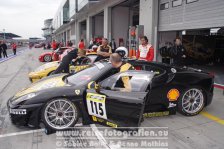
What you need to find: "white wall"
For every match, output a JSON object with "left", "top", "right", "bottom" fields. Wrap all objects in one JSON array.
[
  {"left": 159, "top": 0, "right": 224, "bottom": 31},
  {"left": 112, "top": 6, "right": 129, "bottom": 46}
]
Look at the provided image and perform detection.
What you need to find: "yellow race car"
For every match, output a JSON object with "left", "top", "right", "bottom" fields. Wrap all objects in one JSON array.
[{"left": 29, "top": 53, "right": 97, "bottom": 83}]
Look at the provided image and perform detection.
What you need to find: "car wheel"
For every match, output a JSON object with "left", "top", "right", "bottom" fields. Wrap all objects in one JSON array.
[
  {"left": 48, "top": 71, "right": 55, "bottom": 76},
  {"left": 178, "top": 88, "right": 205, "bottom": 116},
  {"left": 44, "top": 55, "right": 52, "bottom": 62},
  {"left": 42, "top": 98, "right": 79, "bottom": 131}
]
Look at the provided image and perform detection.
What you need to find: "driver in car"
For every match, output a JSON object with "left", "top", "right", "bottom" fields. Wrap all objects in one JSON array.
[
  {"left": 72, "top": 50, "right": 87, "bottom": 65},
  {"left": 110, "top": 53, "right": 134, "bottom": 92}
]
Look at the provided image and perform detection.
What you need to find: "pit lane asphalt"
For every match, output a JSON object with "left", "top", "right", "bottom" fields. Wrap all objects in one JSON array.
[{"left": 0, "top": 48, "right": 223, "bottom": 149}]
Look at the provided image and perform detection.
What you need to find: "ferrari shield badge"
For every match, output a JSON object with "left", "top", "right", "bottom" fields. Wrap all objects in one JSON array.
[{"left": 75, "top": 90, "right": 81, "bottom": 95}]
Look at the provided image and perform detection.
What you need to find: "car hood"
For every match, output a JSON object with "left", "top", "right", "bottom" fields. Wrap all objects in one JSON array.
[
  {"left": 15, "top": 75, "right": 67, "bottom": 98},
  {"left": 32, "top": 61, "right": 59, "bottom": 73}
]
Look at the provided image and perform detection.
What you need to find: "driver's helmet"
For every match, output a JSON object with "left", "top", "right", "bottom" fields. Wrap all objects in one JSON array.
[
  {"left": 92, "top": 45, "right": 98, "bottom": 52},
  {"left": 115, "top": 47, "right": 128, "bottom": 58}
]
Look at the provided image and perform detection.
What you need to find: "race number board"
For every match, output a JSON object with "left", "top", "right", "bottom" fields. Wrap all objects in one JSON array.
[{"left": 86, "top": 93, "right": 107, "bottom": 119}]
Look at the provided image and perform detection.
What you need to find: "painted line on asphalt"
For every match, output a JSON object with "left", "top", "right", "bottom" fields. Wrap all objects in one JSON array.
[
  {"left": 0, "top": 129, "right": 45, "bottom": 138},
  {"left": 0, "top": 123, "right": 83, "bottom": 138},
  {"left": 90, "top": 124, "right": 111, "bottom": 149},
  {"left": 201, "top": 111, "right": 224, "bottom": 126}
]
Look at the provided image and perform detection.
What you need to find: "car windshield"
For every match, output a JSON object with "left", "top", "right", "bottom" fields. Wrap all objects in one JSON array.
[{"left": 67, "top": 62, "right": 108, "bottom": 86}]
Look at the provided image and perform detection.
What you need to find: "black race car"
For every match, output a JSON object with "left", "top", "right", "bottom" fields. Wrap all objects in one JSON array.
[{"left": 7, "top": 60, "right": 214, "bottom": 132}]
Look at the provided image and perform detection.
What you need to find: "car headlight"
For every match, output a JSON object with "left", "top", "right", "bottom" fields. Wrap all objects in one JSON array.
[{"left": 12, "top": 93, "right": 36, "bottom": 105}]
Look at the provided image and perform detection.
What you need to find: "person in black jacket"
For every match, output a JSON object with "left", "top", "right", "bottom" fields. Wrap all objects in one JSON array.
[
  {"left": 54, "top": 48, "right": 78, "bottom": 74},
  {"left": 109, "top": 39, "right": 117, "bottom": 53},
  {"left": 0, "top": 41, "right": 2, "bottom": 59},
  {"left": 172, "top": 37, "right": 187, "bottom": 66},
  {"left": 1, "top": 41, "right": 8, "bottom": 58}
]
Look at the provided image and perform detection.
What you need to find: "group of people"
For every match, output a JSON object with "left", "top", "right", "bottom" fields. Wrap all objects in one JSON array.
[
  {"left": 52, "top": 36, "right": 187, "bottom": 92},
  {"left": 52, "top": 36, "right": 156, "bottom": 92},
  {"left": 51, "top": 40, "right": 74, "bottom": 51},
  {"left": 77, "top": 36, "right": 155, "bottom": 63},
  {"left": 0, "top": 41, "right": 17, "bottom": 59}
]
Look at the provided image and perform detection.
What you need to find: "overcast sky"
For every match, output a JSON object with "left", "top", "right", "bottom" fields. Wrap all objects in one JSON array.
[{"left": 0, "top": 0, "right": 61, "bottom": 39}]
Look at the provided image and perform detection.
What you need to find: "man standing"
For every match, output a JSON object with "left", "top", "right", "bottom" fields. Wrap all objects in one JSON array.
[
  {"left": 51, "top": 40, "right": 57, "bottom": 50},
  {"left": 172, "top": 37, "right": 187, "bottom": 66},
  {"left": 12, "top": 42, "right": 17, "bottom": 55},
  {"left": 78, "top": 39, "right": 85, "bottom": 50},
  {"left": 2, "top": 41, "right": 8, "bottom": 58},
  {"left": 96, "top": 38, "right": 112, "bottom": 61},
  {"left": 0, "top": 41, "right": 2, "bottom": 59},
  {"left": 109, "top": 38, "right": 117, "bottom": 53},
  {"left": 136, "top": 36, "right": 154, "bottom": 62},
  {"left": 89, "top": 38, "right": 94, "bottom": 46}
]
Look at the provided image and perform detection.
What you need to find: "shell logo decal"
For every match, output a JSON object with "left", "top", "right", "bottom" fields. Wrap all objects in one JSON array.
[{"left": 167, "top": 89, "right": 180, "bottom": 101}]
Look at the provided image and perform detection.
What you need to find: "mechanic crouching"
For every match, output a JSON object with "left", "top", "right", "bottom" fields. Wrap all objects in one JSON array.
[{"left": 110, "top": 53, "right": 134, "bottom": 92}]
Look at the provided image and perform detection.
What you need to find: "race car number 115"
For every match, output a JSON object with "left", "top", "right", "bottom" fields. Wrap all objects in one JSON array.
[{"left": 86, "top": 93, "right": 107, "bottom": 119}]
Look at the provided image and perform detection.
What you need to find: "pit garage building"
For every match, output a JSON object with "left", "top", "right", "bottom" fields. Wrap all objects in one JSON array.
[{"left": 52, "top": 0, "right": 224, "bottom": 83}]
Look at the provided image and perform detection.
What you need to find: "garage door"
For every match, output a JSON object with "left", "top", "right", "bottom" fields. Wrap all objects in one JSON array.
[{"left": 158, "top": 0, "right": 224, "bottom": 31}]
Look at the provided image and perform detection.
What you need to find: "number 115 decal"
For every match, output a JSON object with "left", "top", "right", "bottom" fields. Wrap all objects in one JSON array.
[{"left": 86, "top": 93, "right": 107, "bottom": 119}]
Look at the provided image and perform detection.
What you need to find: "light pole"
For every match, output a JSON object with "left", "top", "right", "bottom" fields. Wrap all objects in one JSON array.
[{"left": 3, "top": 29, "right": 5, "bottom": 40}]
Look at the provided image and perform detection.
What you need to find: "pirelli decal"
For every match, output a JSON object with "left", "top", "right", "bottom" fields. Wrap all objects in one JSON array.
[
  {"left": 106, "top": 121, "right": 117, "bottom": 128},
  {"left": 143, "top": 111, "right": 169, "bottom": 118},
  {"left": 92, "top": 116, "right": 118, "bottom": 128}
]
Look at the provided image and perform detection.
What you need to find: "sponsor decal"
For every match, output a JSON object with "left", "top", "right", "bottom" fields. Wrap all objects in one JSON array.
[
  {"left": 75, "top": 90, "right": 80, "bottom": 95},
  {"left": 95, "top": 62, "right": 105, "bottom": 69},
  {"left": 10, "top": 109, "right": 27, "bottom": 115},
  {"left": 167, "top": 89, "right": 180, "bottom": 101},
  {"left": 91, "top": 116, "right": 117, "bottom": 128},
  {"left": 106, "top": 121, "right": 117, "bottom": 128},
  {"left": 92, "top": 116, "right": 97, "bottom": 122},
  {"left": 72, "top": 65, "right": 89, "bottom": 73},
  {"left": 143, "top": 111, "right": 169, "bottom": 118},
  {"left": 168, "top": 102, "right": 177, "bottom": 108}
]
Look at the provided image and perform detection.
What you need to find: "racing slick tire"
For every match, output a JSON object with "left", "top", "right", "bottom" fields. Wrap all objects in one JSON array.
[
  {"left": 42, "top": 98, "right": 79, "bottom": 131},
  {"left": 178, "top": 87, "right": 205, "bottom": 116},
  {"left": 44, "top": 55, "right": 52, "bottom": 62}
]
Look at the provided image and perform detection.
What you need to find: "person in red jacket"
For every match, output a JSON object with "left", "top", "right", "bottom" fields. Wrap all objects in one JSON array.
[
  {"left": 51, "top": 40, "right": 57, "bottom": 50},
  {"left": 136, "top": 36, "right": 154, "bottom": 62},
  {"left": 78, "top": 39, "right": 85, "bottom": 50},
  {"left": 12, "top": 42, "right": 17, "bottom": 55}
]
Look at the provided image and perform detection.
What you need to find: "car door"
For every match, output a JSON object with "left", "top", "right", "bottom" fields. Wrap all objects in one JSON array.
[{"left": 86, "top": 71, "right": 154, "bottom": 128}]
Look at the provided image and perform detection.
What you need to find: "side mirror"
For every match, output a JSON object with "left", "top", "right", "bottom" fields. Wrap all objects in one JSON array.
[{"left": 88, "top": 81, "right": 100, "bottom": 92}]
